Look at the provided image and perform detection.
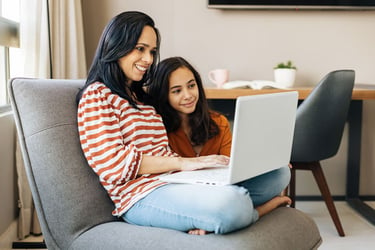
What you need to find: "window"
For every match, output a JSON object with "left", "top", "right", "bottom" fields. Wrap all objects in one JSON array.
[
  {"left": 0, "top": 0, "right": 20, "bottom": 106},
  {"left": 0, "top": 45, "right": 7, "bottom": 106}
]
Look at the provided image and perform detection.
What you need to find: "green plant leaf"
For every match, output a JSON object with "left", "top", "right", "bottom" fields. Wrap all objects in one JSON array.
[{"left": 274, "top": 60, "right": 297, "bottom": 70}]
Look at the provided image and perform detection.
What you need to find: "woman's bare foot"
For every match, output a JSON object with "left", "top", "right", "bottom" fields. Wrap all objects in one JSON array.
[
  {"left": 256, "top": 196, "right": 292, "bottom": 218},
  {"left": 188, "top": 229, "right": 208, "bottom": 235}
]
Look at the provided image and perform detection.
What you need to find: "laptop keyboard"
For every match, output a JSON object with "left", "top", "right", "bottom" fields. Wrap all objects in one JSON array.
[{"left": 194, "top": 167, "right": 228, "bottom": 181}]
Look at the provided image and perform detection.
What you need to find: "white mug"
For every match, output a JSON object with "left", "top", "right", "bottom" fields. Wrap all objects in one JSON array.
[{"left": 208, "top": 69, "right": 229, "bottom": 88}]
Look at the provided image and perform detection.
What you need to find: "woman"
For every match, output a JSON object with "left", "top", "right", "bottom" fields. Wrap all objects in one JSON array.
[
  {"left": 148, "top": 56, "right": 292, "bottom": 233},
  {"left": 77, "top": 11, "right": 289, "bottom": 236}
]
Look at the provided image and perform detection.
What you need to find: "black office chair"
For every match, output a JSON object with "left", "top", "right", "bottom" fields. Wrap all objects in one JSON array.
[{"left": 289, "top": 69, "right": 355, "bottom": 237}]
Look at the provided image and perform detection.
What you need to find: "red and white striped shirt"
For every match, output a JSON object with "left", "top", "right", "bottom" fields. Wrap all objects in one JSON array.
[{"left": 77, "top": 82, "right": 177, "bottom": 216}]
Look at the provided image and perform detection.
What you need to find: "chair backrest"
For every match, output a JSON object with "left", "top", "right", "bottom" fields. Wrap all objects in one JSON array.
[
  {"left": 9, "top": 78, "right": 119, "bottom": 250},
  {"left": 291, "top": 70, "right": 355, "bottom": 162}
]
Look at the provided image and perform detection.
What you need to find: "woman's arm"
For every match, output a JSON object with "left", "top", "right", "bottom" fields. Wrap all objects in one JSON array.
[
  {"left": 78, "top": 86, "right": 144, "bottom": 184},
  {"left": 138, "top": 154, "right": 230, "bottom": 175},
  {"left": 78, "top": 84, "right": 230, "bottom": 180}
]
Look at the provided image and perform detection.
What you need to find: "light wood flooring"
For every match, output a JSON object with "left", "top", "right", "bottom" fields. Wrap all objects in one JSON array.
[{"left": 10, "top": 201, "right": 375, "bottom": 250}]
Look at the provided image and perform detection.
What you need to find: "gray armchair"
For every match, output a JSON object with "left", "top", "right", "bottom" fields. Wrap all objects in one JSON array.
[{"left": 9, "top": 77, "right": 322, "bottom": 250}]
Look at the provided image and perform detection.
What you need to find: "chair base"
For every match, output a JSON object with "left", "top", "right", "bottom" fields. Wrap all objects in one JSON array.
[{"left": 290, "top": 161, "right": 345, "bottom": 237}]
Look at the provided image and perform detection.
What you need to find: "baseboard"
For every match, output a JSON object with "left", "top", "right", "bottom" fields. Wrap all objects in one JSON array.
[
  {"left": 295, "top": 195, "right": 375, "bottom": 201},
  {"left": 0, "top": 220, "right": 17, "bottom": 250},
  {"left": 0, "top": 220, "right": 46, "bottom": 250},
  {"left": 12, "top": 241, "right": 46, "bottom": 249}
]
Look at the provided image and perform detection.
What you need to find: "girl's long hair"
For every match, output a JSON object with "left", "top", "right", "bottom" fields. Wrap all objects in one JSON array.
[
  {"left": 147, "top": 57, "right": 219, "bottom": 145},
  {"left": 76, "top": 11, "right": 160, "bottom": 107}
]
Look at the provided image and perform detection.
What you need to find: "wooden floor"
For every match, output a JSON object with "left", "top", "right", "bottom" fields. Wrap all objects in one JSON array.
[
  {"left": 9, "top": 201, "right": 375, "bottom": 250},
  {"left": 297, "top": 201, "right": 375, "bottom": 250}
]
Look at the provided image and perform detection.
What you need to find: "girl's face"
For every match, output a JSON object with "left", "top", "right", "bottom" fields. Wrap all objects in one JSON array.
[
  {"left": 118, "top": 26, "right": 157, "bottom": 84},
  {"left": 168, "top": 67, "right": 199, "bottom": 117}
]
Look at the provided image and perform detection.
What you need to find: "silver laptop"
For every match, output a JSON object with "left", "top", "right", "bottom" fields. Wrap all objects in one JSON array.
[{"left": 158, "top": 91, "right": 298, "bottom": 186}]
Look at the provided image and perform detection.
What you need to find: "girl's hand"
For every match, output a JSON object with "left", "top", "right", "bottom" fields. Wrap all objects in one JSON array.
[{"left": 180, "top": 155, "right": 230, "bottom": 171}]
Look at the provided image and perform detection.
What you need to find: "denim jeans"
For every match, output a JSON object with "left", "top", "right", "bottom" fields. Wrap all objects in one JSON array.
[{"left": 122, "top": 165, "right": 290, "bottom": 234}]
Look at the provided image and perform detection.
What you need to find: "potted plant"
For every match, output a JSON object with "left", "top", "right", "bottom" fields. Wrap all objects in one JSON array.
[{"left": 273, "top": 60, "right": 297, "bottom": 88}]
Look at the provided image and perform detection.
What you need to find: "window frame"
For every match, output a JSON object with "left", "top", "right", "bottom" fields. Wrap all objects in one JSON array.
[{"left": 0, "top": 16, "right": 19, "bottom": 107}]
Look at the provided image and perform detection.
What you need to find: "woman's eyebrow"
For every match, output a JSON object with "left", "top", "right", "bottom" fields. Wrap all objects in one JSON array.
[{"left": 136, "top": 43, "right": 157, "bottom": 50}]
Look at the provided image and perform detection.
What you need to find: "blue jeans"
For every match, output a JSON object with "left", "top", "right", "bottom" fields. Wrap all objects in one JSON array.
[{"left": 122, "top": 166, "right": 290, "bottom": 234}]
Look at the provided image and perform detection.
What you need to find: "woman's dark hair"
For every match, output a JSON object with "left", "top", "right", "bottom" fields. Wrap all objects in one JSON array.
[
  {"left": 147, "top": 57, "right": 219, "bottom": 146},
  {"left": 76, "top": 11, "right": 160, "bottom": 107}
]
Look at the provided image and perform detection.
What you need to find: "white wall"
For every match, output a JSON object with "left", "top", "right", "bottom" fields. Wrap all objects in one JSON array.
[
  {"left": 0, "top": 111, "right": 17, "bottom": 235},
  {"left": 81, "top": 0, "right": 375, "bottom": 196}
]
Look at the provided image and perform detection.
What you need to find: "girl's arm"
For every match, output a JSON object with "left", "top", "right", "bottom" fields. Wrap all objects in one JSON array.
[{"left": 218, "top": 115, "right": 232, "bottom": 156}]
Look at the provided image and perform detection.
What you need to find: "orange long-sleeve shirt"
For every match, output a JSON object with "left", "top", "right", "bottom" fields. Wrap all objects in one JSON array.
[{"left": 167, "top": 113, "right": 232, "bottom": 157}]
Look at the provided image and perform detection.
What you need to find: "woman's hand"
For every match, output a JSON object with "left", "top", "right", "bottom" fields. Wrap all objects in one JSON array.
[
  {"left": 179, "top": 155, "right": 230, "bottom": 171},
  {"left": 139, "top": 155, "right": 230, "bottom": 175}
]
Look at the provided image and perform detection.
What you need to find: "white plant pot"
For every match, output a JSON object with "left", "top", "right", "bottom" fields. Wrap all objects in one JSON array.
[{"left": 274, "top": 68, "right": 296, "bottom": 88}]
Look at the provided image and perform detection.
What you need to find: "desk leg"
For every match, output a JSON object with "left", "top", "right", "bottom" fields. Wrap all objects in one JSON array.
[{"left": 346, "top": 100, "right": 375, "bottom": 225}]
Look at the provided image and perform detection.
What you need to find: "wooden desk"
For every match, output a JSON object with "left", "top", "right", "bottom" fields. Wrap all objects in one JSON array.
[
  {"left": 205, "top": 87, "right": 375, "bottom": 225},
  {"left": 205, "top": 87, "right": 375, "bottom": 100}
]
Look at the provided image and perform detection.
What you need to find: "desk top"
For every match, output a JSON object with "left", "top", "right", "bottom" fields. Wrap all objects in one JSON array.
[{"left": 205, "top": 86, "right": 375, "bottom": 100}]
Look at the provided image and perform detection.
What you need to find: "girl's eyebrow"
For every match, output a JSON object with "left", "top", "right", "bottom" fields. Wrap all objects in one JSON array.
[
  {"left": 170, "top": 84, "right": 181, "bottom": 90},
  {"left": 170, "top": 79, "right": 195, "bottom": 90}
]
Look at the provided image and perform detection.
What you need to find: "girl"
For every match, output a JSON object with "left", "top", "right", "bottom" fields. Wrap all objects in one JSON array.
[
  {"left": 148, "top": 57, "right": 292, "bottom": 234},
  {"left": 148, "top": 57, "right": 232, "bottom": 157}
]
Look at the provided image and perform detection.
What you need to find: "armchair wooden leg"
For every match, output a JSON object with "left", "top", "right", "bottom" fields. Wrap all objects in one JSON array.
[
  {"left": 289, "top": 168, "right": 296, "bottom": 208},
  {"left": 311, "top": 162, "right": 345, "bottom": 237},
  {"left": 281, "top": 186, "right": 288, "bottom": 197}
]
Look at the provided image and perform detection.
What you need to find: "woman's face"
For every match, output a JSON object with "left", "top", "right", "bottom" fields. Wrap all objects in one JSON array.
[
  {"left": 168, "top": 67, "right": 199, "bottom": 117},
  {"left": 118, "top": 26, "right": 157, "bottom": 84}
]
